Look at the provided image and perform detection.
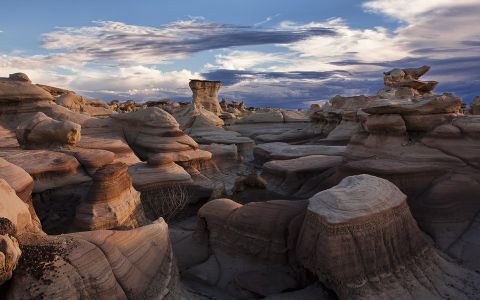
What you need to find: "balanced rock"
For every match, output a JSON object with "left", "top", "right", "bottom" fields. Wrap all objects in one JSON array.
[
  {"left": 296, "top": 174, "right": 480, "bottom": 299},
  {"left": 74, "top": 162, "right": 147, "bottom": 231},
  {"left": 16, "top": 112, "right": 81, "bottom": 148},
  {"left": 190, "top": 79, "right": 222, "bottom": 114},
  {"left": 379, "top": 65, "right": 438, "bottom": 99}
]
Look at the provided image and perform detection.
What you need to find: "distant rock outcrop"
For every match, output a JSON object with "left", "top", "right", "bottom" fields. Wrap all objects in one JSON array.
[
  {"left": 189, "top": 79, "right": 223, "bottom": 114},
  {"left": 471, "top": 96, "right": 480, "bottom": 115},
  {"left": 379, "top": 65, "right": 438, "bottom": 99}
]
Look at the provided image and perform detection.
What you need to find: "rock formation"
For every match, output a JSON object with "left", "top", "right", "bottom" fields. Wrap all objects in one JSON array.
[
  {"left": 56, "top": 92, "right": 114, "bottom": 117},
  {"left": 379, "top": 65, "right": 438, "bottom": 99},
  {"left": 254, "top": 142, "right": 345, "bottom": 163},
  {"left": 296, "top": 174, "right": 480, "bottom": 299},
  {"left": 471, "top": 96, "right": 480, "bottom": 115},
  {"left": 7, "top": 219, "right": 185, "bottom": 299},
  {"left": 189, "top": 79, "right": 222, "bottom": 114},
  {"left": 74, "top": 162, "right": 147, "bottom": 231},
  {"left": 16, "top": 112, "right": 81, "bottom": 148}
]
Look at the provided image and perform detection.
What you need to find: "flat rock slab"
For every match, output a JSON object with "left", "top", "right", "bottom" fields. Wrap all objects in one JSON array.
[
  {"left": 128, "top": 162, "right": 192, "bottom": 191},
  {"left": 0, "top": 149, "right": 91, "bottom": 192},
  {"left": 254, "top": 142, "right": 346, "bottom": 163}
]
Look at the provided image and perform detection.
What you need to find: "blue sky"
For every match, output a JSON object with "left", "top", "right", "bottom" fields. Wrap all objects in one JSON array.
[{"left": 1, "top": 0, "right": 479, "bottom": 108}]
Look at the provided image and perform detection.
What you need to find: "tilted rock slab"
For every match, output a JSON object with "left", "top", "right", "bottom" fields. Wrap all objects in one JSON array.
[{"left": 296, "top": 174, "right": 480, "bottom": 299}]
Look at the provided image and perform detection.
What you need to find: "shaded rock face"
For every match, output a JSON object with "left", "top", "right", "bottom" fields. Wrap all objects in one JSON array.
[
  {"left": 7, "top": 219, "right": 184, "bottom": 299},
  {"left": 471, "top": 96, "right": 480, "bottom": 115},
  {"left": 296, "top": 174, "right": 480, "bottom": 299},
  {"left": 189, "top": 79, "right": 222, "bottom": 114},
  {"left": 16, "top": 112, "right": 81, "bottom": 148},
  {"left": 74, "top": 162, "right": 147, "bottom": 231}
]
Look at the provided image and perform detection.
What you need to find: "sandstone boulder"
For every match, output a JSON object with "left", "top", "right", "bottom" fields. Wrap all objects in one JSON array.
[{"left": 16, "top": 112, "right": 81, "bottom": 148}]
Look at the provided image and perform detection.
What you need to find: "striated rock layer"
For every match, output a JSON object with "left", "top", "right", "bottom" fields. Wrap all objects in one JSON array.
[
  {"left": 296, "top": 174, "right": 480, "bottom": 299},
  {"left": 74, "top": 162, "right": 147, "bottom": 231},
  {"left": 189, "top": 79, "right": 222, "bottom": 114},
  {"left": 7, "top": 219, "right": 184, "bottom": 299}
]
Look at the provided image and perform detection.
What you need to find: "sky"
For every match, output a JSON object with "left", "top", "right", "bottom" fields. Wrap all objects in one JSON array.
[{"left": 1, "top": 0, "right": 479, "bottom": 108}]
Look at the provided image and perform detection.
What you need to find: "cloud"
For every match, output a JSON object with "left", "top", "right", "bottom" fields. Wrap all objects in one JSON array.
[{"left": 40, "top": 19, "right": 335, "bottom": 65}]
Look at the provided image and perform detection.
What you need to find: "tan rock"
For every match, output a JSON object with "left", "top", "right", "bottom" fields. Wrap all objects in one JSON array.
[
  {"left": 74, "top": 162, "right": 147, "bottom": 231},
  {"left": 0, "top": 158, "right": 33, "bottom": 202},
  {"left": 16, "top": 112, "right": 81, "bottom": 148},
  {"left": 8, "top": 219, "right": 184, "bottom": 299},
  {"left": 0, "top": 231, "right": 21, "bottom": 285},
  {"left": 189, "top": 79, "right": 222, "bottom": 114},
  {"left": 254, "top": 142, "right": 345, "bottom": 163},
  {"left": 0, "top": 179, "right": 33, "bottom": 234}
]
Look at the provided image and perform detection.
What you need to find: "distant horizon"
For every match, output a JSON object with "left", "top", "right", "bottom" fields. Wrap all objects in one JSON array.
[{"left": 1, "top": 0, "right": 479, "bottom": 108}]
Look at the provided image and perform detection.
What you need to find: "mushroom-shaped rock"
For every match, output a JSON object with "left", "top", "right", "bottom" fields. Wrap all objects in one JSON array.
[
  {"left": 189, "top": 79, "right": 222, "bottom": 114},
  {"left": 112, "top": 107, "right": 206, "bottom": 163},
  {"left": 296, "top": 174, "right": 480, "bottom": 299},
  {"left": 74, "top": 162, "right": 147, "bottom": 231},
  {"left": 16, "top": 112, "right": 81, "bottom": 148},
  {"left": 7, "top": 219, "right": 184, "bottom": 299}
]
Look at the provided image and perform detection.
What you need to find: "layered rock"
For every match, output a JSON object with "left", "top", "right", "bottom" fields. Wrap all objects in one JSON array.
[
  {"left": 0, "top": 179, "right": 34, "bottom": 234},
  {"left": 74, "top": 162, "right": 147, "bottom": 231},
  {"left": 0, "top": 150, "right": 90, "bottom": 193},
  {"left": 189, "top": 79, "right": 222, "bottom": 114},
  {"left": 16, "top": 112, "right": 81, "bottom": 148},
  {"left": 0, "top": 158, "right": 33, "bottom": 202},
  {"left": 296, "top": 174, "right": 480, "bottom": 299},
  {"left": 379, "top": 65, "right": 438, "bottom": 99},
  {"left": 254, "top": 142, "right": 345, "bottom": 163},
  {"left": 56, "top": 92, "right": 114, "bottom": 117},
  {"left": 261, "top": 155, "right": 343, "bottom": 197},
  {"left": 7, "top": 219, "right": 184, "bottom": 299},
  {"left": 111, "top": 107, "right": 210, "bottom": 164}
]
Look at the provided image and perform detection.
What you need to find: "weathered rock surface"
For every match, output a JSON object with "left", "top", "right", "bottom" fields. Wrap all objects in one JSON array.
[
  {"left": 379, "top": 65, "right": 438, "bottom": 99},
  {"left": 7, "top": 219, "right": 184, "bottom": 299},
  {"left": 16, "top": 112, "right": 81, "bottom": 148},
  {"left": 296, "top": 174, "right": 480, "bottom": 299},
  {"left": 0, "top": 150, "right": 90, "bottom": 193},
  {"left": 74, "top": 162, "right": 147, "bottom": 231},
  {"left": 112, "top": 107, "right": 209, "bottom": 164},
  {"left": 56, "top": 92, "right": 114, "bottom": 117},
  {"left": 471, "top": 96, "right": 480, "bottom": 115},
  {"left": 0, "top": 179, "right": 33, "bottom": 234},
  {"left": 261, "top": 155, "right": 343, "bottom": 197},
  {"left": 254, "top": 142, "right": 345, "bottom": 163},
  {"left": 190, "top": 80, "right": 222, "bottom": 114},
  {"left": 0, "top": 158, "right": 33, "bottom": 202}
]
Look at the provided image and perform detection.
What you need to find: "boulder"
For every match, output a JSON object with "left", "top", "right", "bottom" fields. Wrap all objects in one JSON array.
[
  {"left": 0, "top": 179, "right": 33, "bottom": 234},
  {"left": 16, "top": 112, "right": 81, "bottom": 148}
]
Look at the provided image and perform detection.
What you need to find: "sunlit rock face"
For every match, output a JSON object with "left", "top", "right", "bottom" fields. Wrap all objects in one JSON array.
[
  {"left": 16, "top": 112, "right": 81, "bottom": 148},
  {"left": 74, "top": 162, "right": 147, "bottom": 231},
  {"left": 296, "top": 174, "right": 480, "bottom": 299},
  {"left": 189, "top": 79, "right": 223, "bottom": 114}
]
